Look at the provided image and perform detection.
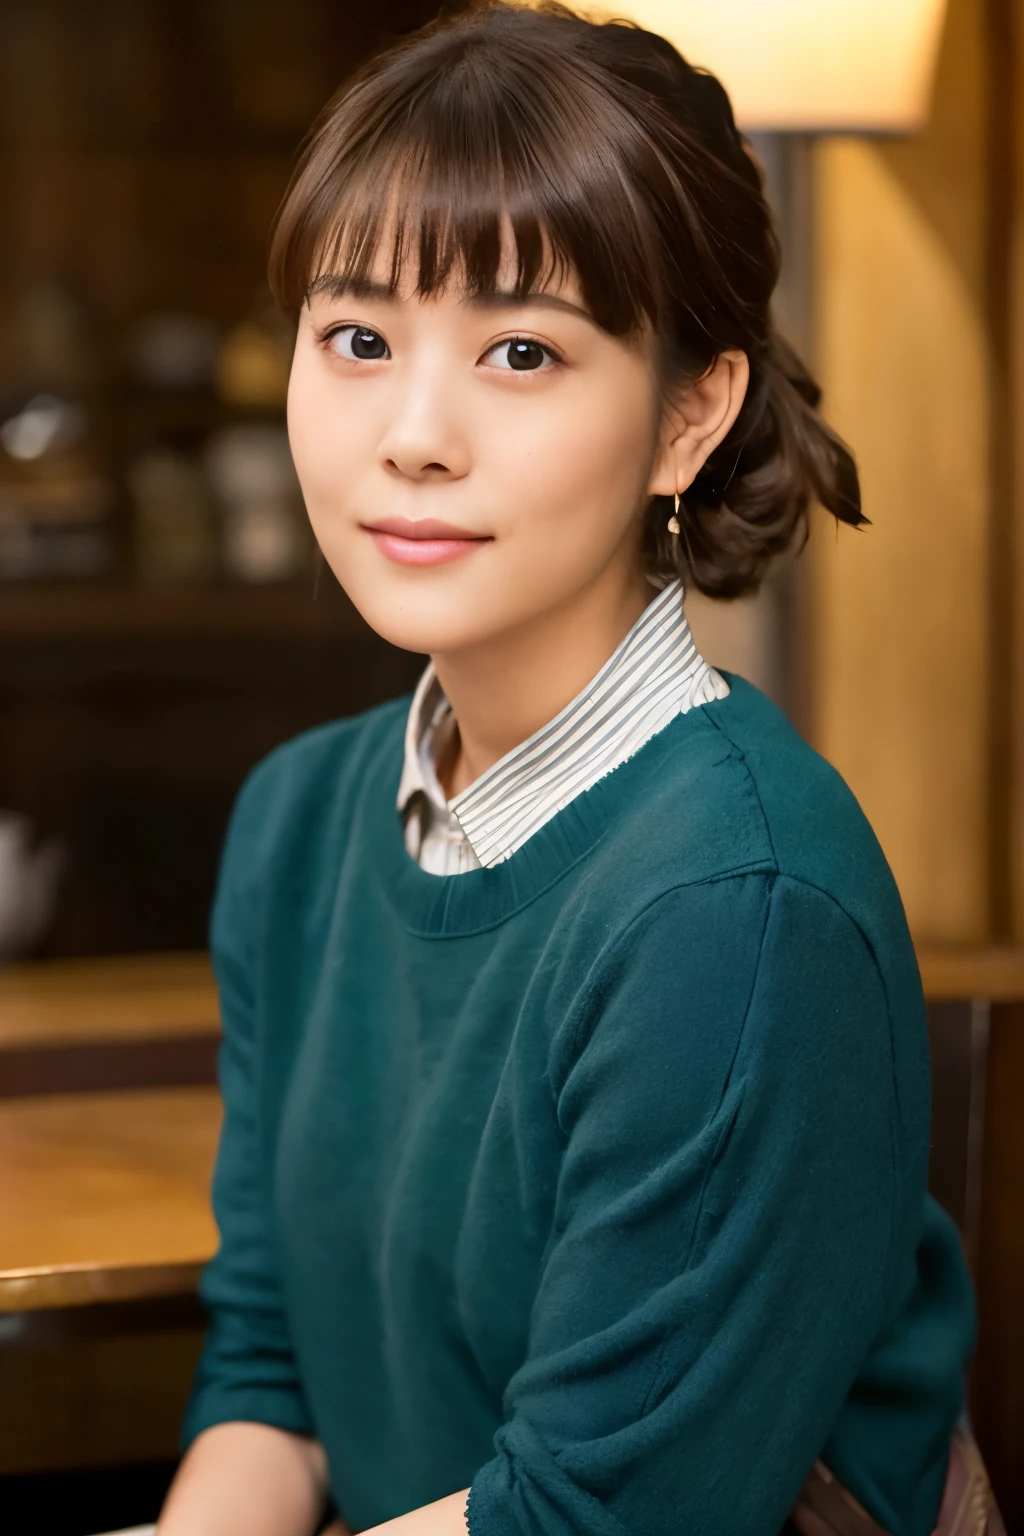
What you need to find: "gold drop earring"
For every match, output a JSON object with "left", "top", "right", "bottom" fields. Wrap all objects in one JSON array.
[{"left": 667, "top": 490, "right": 681, "bottom": 537}]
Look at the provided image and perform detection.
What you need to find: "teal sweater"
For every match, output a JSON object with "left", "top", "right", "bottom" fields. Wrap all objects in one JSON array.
[{"left": 183, "top": 675, "right": 975, "bottom": 1536}]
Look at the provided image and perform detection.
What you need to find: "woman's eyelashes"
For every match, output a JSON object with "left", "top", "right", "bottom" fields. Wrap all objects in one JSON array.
[
  {"left": 319, "top": 324, "right": 561, "bottom": 373},
  {"left": 481, "top": 337, "right": 561, "bottom": 373},
  {"left": 324, "top": 324, "right": 390, "bottom": 362}
]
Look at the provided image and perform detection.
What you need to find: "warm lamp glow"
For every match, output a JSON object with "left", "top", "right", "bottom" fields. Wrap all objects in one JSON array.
[{"left": 591, "top": 0, "right": 948, "bottom": 132}]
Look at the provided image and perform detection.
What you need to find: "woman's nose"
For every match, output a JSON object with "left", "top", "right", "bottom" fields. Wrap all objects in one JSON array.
[{"left": 378, "top": 369, "right": 471, "bottom": 482}]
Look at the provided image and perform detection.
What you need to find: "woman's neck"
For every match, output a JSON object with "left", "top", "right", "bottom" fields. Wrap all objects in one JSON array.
[{"left": 433, "top": 565, "right": 653, "bottom": 799}]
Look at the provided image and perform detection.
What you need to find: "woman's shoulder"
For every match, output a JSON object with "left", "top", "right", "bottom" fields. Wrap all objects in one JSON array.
[
  {"left": 699, "top": 674, "right": 907, "bottom": 937},
  {"left": 217, "top": 694, "right": 409, "bottom": 884},
  {"left": 607, "top": 673, "right": 918, "bottom": 995},
  {"left": 238, "top": 694, "right": 407, "bottom": 813},
  {"left": 570, "top": 675, "right": 929, "bottom": 1144}
]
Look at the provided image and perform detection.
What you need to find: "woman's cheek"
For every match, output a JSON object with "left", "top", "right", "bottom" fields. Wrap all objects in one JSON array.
[
  {"left": 508, "top": 391, "right": 649, "bottom": 542},
  {"left": 486, "top": 390, "right": 603, "bottom": 509},
  {"left": 288, "top": 353, "right": 351, "bottom": 494},
  {"left": 289, "top": 405, "right": 353, "bottom": 531},
  {"left": 286, "top": 369, "right": 323, "bottom": 507}
]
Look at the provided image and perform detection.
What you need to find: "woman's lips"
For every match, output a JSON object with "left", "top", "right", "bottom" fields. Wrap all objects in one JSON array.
[{"left": 362, "top": 517, "right": 492, "bottom": 568}]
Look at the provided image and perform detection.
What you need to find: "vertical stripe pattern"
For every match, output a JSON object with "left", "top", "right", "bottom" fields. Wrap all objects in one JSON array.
[{"left": 397, "top": 579, "right": 729, "bottom": 875}]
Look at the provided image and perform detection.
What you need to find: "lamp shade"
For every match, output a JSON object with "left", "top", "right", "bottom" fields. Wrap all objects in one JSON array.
[{"left": 599, "top": 0, "right": 948, "bottom": 132}]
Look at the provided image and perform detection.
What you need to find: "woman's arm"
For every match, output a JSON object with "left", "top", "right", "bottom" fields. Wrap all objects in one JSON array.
[
  {"left": 348, "top": 878, "right": 910, "bottom": 1536},
  {"left": 180, "top": 761, "right": 326, "bottom": 1487},
  {"left": 457, "top": 875, "right": 911, "bottom": 1535},
  {"left": 158, "top": 1422, "right": 344, "bottom": 1536}
]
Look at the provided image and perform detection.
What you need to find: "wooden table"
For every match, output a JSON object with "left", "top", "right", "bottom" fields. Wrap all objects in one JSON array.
[
  {"left": 0, "top": 958, "right": 222, "bottom": 1473},
  {"left": 0, "top": 952, "right": 219, "bottom": 1097},
  {"left": 0, "top": 954, "right": 222, "bottom": 1316},
  {"left": 0, "top": 1084, "right": 221, "bottom": 1472},
  {"left": 0, "top": 947, "right": 1020, "bottom": 1499},
  {"left": 0, "top": 1085, "right": 220, "bottom": 1314}
]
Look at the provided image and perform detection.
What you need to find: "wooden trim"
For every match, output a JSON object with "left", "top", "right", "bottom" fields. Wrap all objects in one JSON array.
[
  {"left": 926, "top": 1000, "right": 988, "bottom": 1264},
  {"left": 0, "top": 954, "right": 220, "bottom": 1095},
  {"left": 0, "top": 1292, "right": 206, "bottom": 1349},
  {"left": 916, "top": 945, "right": 1024, "bottom": 999},
  {"left": 985, "top": 0, "right": 1018, "bottom": 938},
  {"left": 0, "top": 578, "right": 361, "bottom": 644},
  {"left": 0, "top": 952, "right": 217, "bottom": 1049},
  {"left": 0, "top": 1033, "right": 219, "bottom": 1098},
  {"left": 0, "top": 1261, "right": 207, "bottom": 1315},
  {"left": 1012, "top": 0, "right": 1024, "bottom": 941}
]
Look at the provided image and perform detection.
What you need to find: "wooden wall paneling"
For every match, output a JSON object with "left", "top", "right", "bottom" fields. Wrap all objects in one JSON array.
[
  {"left": 981, "top": 0, "right": 1016, "bottom": 944},
  {"left": 0, "top": 623, "right": 424, "bottom": 956},
  {"left": 686, "top": 134, "right": 816, "bottom": 723},
  {"left": 1011, "top": 0, "right": 1024, "bottom": 942},
  {"left": 971, "top": 1001, "right": 1024, "bottom": 1530},
  {"left": 0, "top": 1327, "right": 202, "bottom": 1474},
  {"left": 0, "top": 1035, "right": 218, "bottom": 1098},
  {"left": 926, "top": 1000, "right": 989, "bottom": 1264},
  {"left": 810, "top": 0, "right": 992, "bottom": 944}
]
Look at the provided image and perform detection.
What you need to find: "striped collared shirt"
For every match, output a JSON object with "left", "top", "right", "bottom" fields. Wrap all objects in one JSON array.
[{"left": 397, "top": 578, "right": 729, "bottom": 875}]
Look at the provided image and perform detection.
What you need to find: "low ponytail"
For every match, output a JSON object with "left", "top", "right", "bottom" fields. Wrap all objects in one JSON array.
[
  {"left": 649, "top": 329, "right": 865, "bottom": 598},
  {"left": 624, "top": 23, "right": 866, "bottom": 597}
]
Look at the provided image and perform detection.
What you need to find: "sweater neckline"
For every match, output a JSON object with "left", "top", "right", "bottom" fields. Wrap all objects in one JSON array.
[
  {"left": 395, "top": 579, "right": 728, "bottom": 874},
  {"left": 371, "top": 677, "right": 737, "bottom": 937}
]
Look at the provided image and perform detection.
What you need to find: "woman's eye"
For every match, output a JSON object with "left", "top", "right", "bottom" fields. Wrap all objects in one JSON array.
[
  {"left": 484, "top": 338, "right": 556, "bottom": 373},
  {"left": 326, "top": 325, "right": 390, "bottom": 361}
]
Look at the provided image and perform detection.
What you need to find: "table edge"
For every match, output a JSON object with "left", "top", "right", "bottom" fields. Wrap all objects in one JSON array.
[{"left": 0, "top": 1258, "right": 209, "bottom": 1312}]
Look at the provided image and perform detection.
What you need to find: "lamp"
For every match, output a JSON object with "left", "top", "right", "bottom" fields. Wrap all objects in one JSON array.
[{"left": 603, "top": 0, "right": 948, "bottom": 132}]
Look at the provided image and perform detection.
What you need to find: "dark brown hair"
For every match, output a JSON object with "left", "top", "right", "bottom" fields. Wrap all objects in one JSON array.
[{"left": 269, "top": 0, "right": 864, "bottom": 598}]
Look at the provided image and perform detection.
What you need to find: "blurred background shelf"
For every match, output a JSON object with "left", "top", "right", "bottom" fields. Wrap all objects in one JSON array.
[
  {"left": 0, "top": 603, "right": 423, "bottom": 958},
  {"left": 0, "top": 0, "right": 441, "bottom": 981},
  {"left": 0, "top": 577, "right": 365, "bottom": 642}
]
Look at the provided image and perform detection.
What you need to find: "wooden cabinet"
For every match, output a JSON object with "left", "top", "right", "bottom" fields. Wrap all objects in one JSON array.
[
  {"left": 0, "top": 580, "right": 424, "bottom": 956},
  {"left": 0, "top": 0, "right": 442, "bottom": 962}
]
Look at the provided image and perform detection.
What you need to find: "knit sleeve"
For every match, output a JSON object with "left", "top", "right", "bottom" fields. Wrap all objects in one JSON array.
[
  {"left": 181, "top": 760, "right": 316, "bottom": 1447},
  {"left": 466, "top": 873, "right": 910, "bottom": 1536}
]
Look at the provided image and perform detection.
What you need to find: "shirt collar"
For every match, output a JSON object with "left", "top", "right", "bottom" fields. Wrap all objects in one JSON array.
[
  {"left": 396, "top": 578, "right": 727, "bottom": 866},
  {"left": 396, "top": 664, "right": 456, "bottom": 821}
]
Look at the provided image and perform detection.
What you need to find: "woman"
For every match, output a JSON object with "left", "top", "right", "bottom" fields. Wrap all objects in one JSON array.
[{"left": 157, "top": 5, "right": 991, "bottom": 1534}]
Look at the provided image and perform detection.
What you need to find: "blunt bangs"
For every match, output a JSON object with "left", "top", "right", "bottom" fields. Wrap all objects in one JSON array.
[{"left": 268, "top": 11, "right": 701, "bottom": 346}]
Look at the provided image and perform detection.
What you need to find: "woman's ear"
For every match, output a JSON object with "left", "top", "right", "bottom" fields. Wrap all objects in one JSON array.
[{"left": 647, "top": 350, "right": 750, "bottom": 500}]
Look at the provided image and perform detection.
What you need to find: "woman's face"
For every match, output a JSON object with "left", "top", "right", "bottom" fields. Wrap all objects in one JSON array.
[{"left": 287, "top": 237, "right": 668, "bottom": 656}]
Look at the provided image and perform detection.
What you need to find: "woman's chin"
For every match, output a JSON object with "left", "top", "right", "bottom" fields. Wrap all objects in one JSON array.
[{"left": 341, "top": 591, "right": 507, "bottom": 659}]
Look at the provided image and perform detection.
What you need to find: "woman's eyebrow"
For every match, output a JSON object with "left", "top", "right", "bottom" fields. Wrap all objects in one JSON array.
[
  {"left": 307, "top": 275, "right": 391, "bottom": 303},
  {"left": 306, "top": 273, "right": 593, "bottom": 322},
  {"left": 472, "top": 290, "right": 595, "bottom": 323}
]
